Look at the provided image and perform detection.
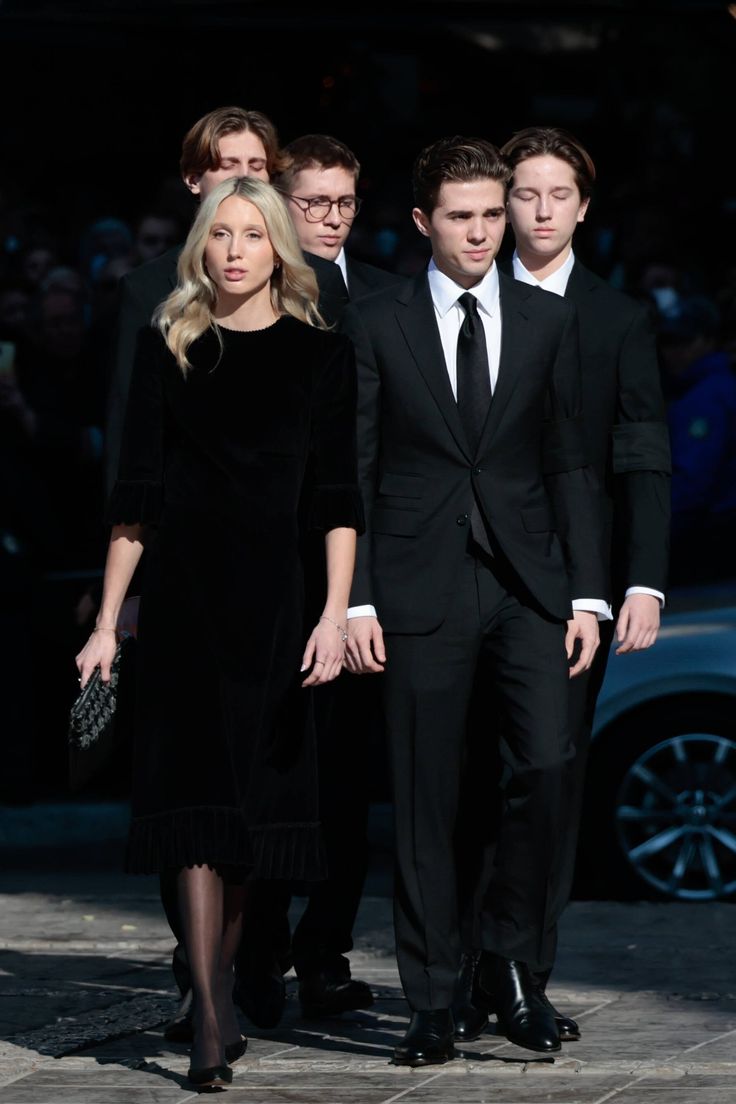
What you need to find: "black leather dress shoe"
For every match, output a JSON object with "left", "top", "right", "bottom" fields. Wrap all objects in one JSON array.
[
  {"left": 451, "top": 952, "right": 489, "bottom": 1042},
  {"left": 536, "top": 988, "right": 580, "bottom": 1041},
  {"left": 163, "top": 989, "right": 194, "bottom": 1043},
  {"left": 299, "top": 960, "right": 374, "bottom": 1019},
  {"left": 474, "top": 953, "right": 560, "bottom": 1053},
  {"left": 393, "top": 1010, "right": 456, "bottom": 1067},
  {"left": 532, "top": 969, "right": 580, "bottom": 1041},
  {"left": 234, "top": 952, "right": 286, "bottom": 1029}
]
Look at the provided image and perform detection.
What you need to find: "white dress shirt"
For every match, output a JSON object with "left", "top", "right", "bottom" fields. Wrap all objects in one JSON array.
[
  {"left": 426, "top": 258, "right": 502, "bottom": 396},
  {"left": 334, "top": 247, "right": 349, "bottom": 293},
  {"left": 512, "top": 249, "right": 665, "bottom": 611}
]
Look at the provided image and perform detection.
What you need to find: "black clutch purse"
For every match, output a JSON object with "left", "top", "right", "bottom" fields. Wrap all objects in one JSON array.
[{"left": 68, "top": 636, "right": 135, "bottom": 791}]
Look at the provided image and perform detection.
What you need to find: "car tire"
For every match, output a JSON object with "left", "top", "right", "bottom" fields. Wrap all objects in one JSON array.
[{"left": 579, "top": 697, "right": 736, "bottom": 901}]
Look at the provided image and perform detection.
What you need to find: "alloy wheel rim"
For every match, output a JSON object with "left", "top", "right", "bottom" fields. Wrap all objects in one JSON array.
[{"left": 615, "top": 733, "right": 736, "bottom": 900}]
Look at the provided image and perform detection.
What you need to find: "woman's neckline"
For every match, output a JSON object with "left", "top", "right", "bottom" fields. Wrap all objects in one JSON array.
[{"left": 215, "top": 315, "right": 286, "bottom": 335}]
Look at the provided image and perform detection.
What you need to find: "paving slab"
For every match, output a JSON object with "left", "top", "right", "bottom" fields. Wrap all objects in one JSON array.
[{"left": 2, "top": 872, "right": 736, "bottom": 1101}]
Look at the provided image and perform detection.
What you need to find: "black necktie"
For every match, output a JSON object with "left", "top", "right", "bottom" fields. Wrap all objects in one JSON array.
[
  {"left": 456, "top": 292, "right": 494, "bottom": 556},
  {"left": 456, "top": 292, "right": 492, "bottom": 456}
]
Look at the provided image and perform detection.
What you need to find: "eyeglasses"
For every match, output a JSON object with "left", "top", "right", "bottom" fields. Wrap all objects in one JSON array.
[{"left": 285, "top": 194, "right": 362, "bottom": 222}]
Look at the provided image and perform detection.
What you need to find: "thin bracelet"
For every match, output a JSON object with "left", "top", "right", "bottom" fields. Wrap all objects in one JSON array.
[
  {"left": 93, "top": 626, "right": 117, "bottom": 633},
  {"left": 319, "top": 615, "right": 348, "bottom": 642}
]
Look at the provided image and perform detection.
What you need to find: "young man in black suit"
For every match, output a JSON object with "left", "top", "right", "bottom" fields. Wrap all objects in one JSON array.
[
  {"left": 270, "top": 132, "right": 403, "bottom": 1021},
  {"left": 343, "top": 137, "right": 607, "bottom": 1066},
  {"left": 277, "top": 133, "right": 401, "bottom": 301},
  {"left": 452, "top": 127, "right": 671, "bottom": 1045},
  {"left": 104, "top": 105, "right": 350, "bottom": 1039}
]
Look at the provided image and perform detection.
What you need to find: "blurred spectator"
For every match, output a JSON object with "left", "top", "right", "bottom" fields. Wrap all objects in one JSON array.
[
  {"left": 15, "top": 284, "right": 105, "bottom": 567},
  {"left": 92, "top": 255, "right": 136, "bottom": 327},
  {"left": 21, "top": 243, "right": 58, "bottom": 290},
  {"left": 661, "top": 296, "right": 736, "bottom": 583},
  {"left": 133, "top": 211, "right": 180, "bottom": 265},
  {"left": 80, "top": 217, "right": 132, "bottom": 283},
  {"left": 0, "top": 280, "right": 30, "bottom": 338}
]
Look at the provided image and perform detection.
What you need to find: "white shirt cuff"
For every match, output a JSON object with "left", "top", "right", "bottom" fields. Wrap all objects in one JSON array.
[
  {"left": 347, "top": 605, "right": 377, "bottom": 619},
  {"left": 625, "top": 586, "right": 665, "bottom": 608},
  {"left": 572, "top": 599, "right": 613, "bottom": 622}
]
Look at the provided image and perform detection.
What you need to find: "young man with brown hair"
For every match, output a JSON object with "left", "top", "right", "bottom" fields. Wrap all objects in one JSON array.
[
  {"left": 277, "top": 133, "right": 400, "bottom": 300},
  {"left": 453, "top": 126, "right": 671, "bottom": 1046},
  {"left": 343, "top": 135, "right": 607, "bottom": 1065}
]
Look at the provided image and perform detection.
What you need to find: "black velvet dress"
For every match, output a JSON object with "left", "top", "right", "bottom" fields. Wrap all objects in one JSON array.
[{"left": 107, "top": 317, "right": 363, "bottom": 878}]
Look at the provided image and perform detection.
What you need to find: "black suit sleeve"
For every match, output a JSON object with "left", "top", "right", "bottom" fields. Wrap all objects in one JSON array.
[
  {"left": 611, "top": 306, "right": 671, "bottom": 594},
  {"left": 543, "top": 304, "right": 609, "bottom": 604},
  {"left": 340, "top": 305, "right": 381, "bottom": 608},
  {"left": 306, "top": 335, "right": 365, "bottom": 534},
  {"left": 104, "top": 274, "right": 154, "bottom": 497},
  {"left": 105, "top": 328, "right": 165, "bottom": 526}
]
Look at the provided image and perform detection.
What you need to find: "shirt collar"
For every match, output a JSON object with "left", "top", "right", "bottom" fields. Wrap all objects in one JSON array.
[
  {"left": 334, "top": 247, "right": 348, "bottom": 287},
  {"left": 512, "top": 248, "right": 576, "bottom": 297},
  {"left": 427, "top": 257, "right": 500, "bottom": 319}
]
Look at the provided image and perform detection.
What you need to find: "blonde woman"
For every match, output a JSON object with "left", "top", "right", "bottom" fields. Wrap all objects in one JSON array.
[{"left": 76, "top": 177, "right": 363, "bottom": 1088}]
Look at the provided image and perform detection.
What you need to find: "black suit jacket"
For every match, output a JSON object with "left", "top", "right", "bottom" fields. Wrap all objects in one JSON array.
[
  {"left": 562, "top": 261, "right": 671, "bottom": 599},
  {"left": 342, "top": 270, "right": 607, "bottom": 632},
  {"left": 345, "top": 256, "right": 404, "bottom": 301},
  {"left": 104, "top": 246, "right": 348, "bottom": 493}
]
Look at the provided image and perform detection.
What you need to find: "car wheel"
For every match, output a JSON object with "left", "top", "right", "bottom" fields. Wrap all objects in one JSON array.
[{"left": 584, "top": 702, "right": 736, "bottom": 901}]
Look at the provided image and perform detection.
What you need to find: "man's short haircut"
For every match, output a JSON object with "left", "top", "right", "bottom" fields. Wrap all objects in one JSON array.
[
  {"left": 412, "top": 136, "right": 511, "bottom": 215},
  {"left": 179, "top": 106, "right": 287, "bottom": 181},
  {"left": 276, "top": 134, "right": 360, "bottom": 194},
  {"left": 501, "top": 127, "right": 596, "bottom": 200}
]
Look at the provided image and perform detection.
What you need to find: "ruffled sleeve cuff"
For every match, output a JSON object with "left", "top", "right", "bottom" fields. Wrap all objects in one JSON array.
[
  {"left": 308, "top": 484, "right": 365, "bottom": 535},
  {"left": 106, "top": 479, "right": 163, "bottom": 526}
]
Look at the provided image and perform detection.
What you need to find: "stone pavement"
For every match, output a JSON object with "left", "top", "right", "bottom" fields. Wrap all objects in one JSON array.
[{"left": 1, "top": 870, "right": 736, "bottom": 1103}]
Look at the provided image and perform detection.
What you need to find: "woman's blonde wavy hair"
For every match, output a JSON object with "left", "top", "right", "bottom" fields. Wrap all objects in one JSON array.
[{"left": 155, "top": 176, "right": 326, "bottom": 372}]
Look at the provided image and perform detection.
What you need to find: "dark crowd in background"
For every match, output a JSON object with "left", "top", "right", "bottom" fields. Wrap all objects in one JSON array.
[{"left": 1, "top": 1, "right": 735, "bottom": 803}]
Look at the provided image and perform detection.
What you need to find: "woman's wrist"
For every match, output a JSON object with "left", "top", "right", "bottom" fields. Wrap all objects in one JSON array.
[{"left": 95, "top": 612, "right": 119, "bottom": 632}]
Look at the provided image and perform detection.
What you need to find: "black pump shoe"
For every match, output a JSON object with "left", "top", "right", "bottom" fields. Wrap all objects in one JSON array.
[
  {"left": 474, "top": 953, "right": 560, "bottom": 1053},
  {"left": 225, "top": 1035, "right": 248, "bottom": 1064},
  {"left": 393, "top": 1010, "right": 456, "bottom": 1067},
  {"left": 187, "top": 1063, "right": 233, "bottom": 1088}
]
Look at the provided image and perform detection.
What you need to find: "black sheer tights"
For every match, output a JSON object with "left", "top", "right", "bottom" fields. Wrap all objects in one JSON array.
[{"left": 176, "top": 864, "right": 247, "bottom": 1069}]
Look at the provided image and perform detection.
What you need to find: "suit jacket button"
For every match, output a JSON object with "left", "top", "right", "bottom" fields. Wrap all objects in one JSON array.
[
  {"left": 473, "top": 467, "right": 482, "bottom": 475},
  {"left": 456, "top": 514, "right": 468, "bottom": 526}
]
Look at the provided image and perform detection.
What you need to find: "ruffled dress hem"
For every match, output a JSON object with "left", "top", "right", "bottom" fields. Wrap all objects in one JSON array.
[{"left": 125, "top": 806, "right": 326, "bottom": 880}]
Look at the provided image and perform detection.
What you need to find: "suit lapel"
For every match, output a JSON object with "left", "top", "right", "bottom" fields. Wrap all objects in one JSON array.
[
  {"left": 476, "top": 273, "right": 533, "bottom": 452},
  {"left": 395, "top": 275, "right": 471, "bottom": 459},
  {"left": 563, "top": 259, "right": 596, "bottom": 306}
]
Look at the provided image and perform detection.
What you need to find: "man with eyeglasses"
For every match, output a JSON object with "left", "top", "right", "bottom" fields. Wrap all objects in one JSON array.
[
  {"left": 278, "top": 133, "right": 401, "bottom": 301},
  {"left": 273, "top": 135, "right": 402, "bottom": 1019}
]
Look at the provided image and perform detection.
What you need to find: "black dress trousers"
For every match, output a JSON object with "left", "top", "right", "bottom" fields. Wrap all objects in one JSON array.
[{"left": 383, "top": 550, "right": 571, "bottom": 1011}]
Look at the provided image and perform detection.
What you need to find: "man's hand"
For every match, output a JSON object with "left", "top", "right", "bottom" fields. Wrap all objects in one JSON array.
[
  {"left": 346, "top": 615, "right": 386, "bottom": 674},
  {"left": 615, "top": 593, "right": 661, "bottom": 655},
  {"left": 566, "top": 610, "right": 599, "bottom": 678}
]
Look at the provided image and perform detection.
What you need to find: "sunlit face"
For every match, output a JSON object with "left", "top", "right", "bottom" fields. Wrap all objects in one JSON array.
[
  {"left": 204, "top": 195, "right": 276, "bottom": 301},
  {"left": 506, "top": 155, "right": 589, "bottom": 262},
  {"left": 286, "top": 165, "right": 357, "bottom": 260},
  {"left": 187, "top": 130, "right": 270, "bottom": 197},
  {"left": 413, "top": 178, "right": 506, "bottom": 289}
]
